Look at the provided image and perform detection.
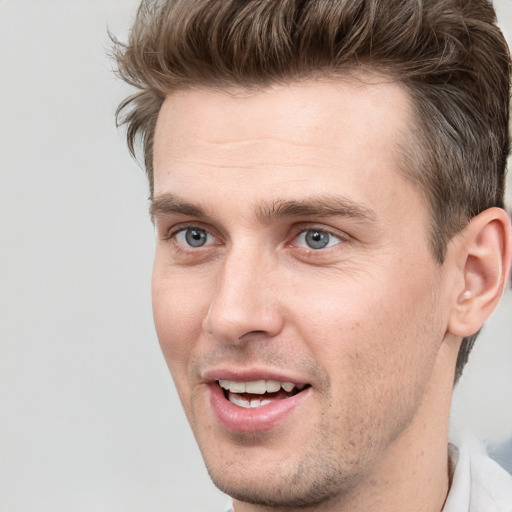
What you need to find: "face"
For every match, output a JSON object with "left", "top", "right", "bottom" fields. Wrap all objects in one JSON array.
[{"left": 151, "top": 79, "right": 454, "bottom": 509}]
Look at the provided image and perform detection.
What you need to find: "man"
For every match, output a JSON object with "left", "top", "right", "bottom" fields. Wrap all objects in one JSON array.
[{"left": 114, "top": 1, "right": 512, "bottom": 510}]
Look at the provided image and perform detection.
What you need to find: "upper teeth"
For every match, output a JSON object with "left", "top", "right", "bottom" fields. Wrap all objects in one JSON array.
[{"left": 218, "top": 379, "right": 303, "bottom": 394}]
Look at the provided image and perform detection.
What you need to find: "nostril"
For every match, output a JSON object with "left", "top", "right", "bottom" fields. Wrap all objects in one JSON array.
[{"left": 238, "top": 330, "right": 271, "bottom": 342}]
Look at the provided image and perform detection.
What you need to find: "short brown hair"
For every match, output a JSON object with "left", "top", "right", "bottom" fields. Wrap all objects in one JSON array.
[{"left": 114, "top": 0, "right": 511, "bottom": 382}]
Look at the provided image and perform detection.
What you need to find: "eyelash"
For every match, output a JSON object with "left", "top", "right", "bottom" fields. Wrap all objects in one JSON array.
[
  {"left": 289, "top": 225, "right": 346, "bottom": 249},
  {"left": 164, "top": 223, "right": 215, "bottom": 244}
]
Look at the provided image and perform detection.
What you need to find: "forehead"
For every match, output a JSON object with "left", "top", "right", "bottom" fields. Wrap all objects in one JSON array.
[
  {"left": 155, "top": 78, "right": 410, "bottom": 159},
  {"left": 152, "top": 77, "right": 416, "bottom": 217}
]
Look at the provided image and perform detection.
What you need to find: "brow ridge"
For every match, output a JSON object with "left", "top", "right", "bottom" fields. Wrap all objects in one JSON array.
[
  {"left": 150, "top": 193, "right": 377, "bottom": 224},
  {"left": 254, "top": 195, "right": 377, "bottom": 223},
  {"left": 150, "top": 193, "right": 209, "bottom": 220}
]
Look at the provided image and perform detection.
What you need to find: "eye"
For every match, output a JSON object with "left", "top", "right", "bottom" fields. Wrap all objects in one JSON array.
[
  {"left": 295, "top": 229, "right": 341, "bottom": 250},
  {"left": 174, "top": 227, "right": 213, "bottom": 248}
]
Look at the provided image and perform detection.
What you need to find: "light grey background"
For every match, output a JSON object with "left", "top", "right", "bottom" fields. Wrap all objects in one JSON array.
[{"left": 0, "top": 1, "right": 510, "bottom": 510}]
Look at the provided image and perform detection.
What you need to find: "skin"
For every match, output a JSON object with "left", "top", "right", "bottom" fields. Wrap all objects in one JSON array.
[{"left": 150, "top": 78, "right": 473, "bottom": 512}]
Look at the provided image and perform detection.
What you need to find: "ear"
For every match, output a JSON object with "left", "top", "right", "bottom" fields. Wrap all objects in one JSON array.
[{"left": 448, "top": 207, "right": 512, "bottom": 338}]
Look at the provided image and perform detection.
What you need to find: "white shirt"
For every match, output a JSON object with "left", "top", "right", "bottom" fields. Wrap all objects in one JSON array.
[{"left": 443, "top": 431, "right": 512, "bottom": 512}]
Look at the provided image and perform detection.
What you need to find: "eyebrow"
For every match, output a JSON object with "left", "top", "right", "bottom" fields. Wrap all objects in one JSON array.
[
  {"left": 254, "top": 195, "right": 377, "bottom": 223},
  {"left": 150, "top": 194, "right": 209, "bottom": 220},
  {"left": 150, "top": 193, "right": 377, "bottom": 224}
]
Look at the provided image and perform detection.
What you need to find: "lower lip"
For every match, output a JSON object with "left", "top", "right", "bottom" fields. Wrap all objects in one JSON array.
[{"left": 208, "top": 383, "right": 312, "bottom": 432}]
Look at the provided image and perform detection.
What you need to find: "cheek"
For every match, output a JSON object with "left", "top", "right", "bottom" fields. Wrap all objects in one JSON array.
[
  {"left": 151, "top": 266, "right": 210, "bottom": 376},
  {"left": 298, "top": 266, "right": 445, "bottom": 395}
]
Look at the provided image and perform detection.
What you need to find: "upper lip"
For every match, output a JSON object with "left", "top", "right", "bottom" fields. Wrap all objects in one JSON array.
[{"left": 201, "top": 367, "right": 310, "bottom": 386}]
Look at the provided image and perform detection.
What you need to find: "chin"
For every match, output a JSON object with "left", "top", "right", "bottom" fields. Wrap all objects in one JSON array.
[
  {"left": 201, "top": 440, "right": 364, "bottom": 510},
  {"left": 209, "top": 471, "right": 343, "bottom": 509}
]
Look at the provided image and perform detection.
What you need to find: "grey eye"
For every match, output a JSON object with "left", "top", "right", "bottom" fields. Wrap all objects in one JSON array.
[
  {"left": 295, "top": 229, "right": 341, "bottom": 250},
  {"left": 305, "top": 230, "right": 331, "bottom": 249},
  {"left": 181, "top": 228, "right": 208, "bottom": 247}
]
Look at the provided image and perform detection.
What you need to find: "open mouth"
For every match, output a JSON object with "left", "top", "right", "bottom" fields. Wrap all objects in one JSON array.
[{"left": 218, "top": 379, "right": 310, "bottom": 409}]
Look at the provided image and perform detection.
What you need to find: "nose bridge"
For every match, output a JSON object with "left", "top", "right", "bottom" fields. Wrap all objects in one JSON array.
[{"left": 203, "top": 241, "right": 283, "bottom": 344}]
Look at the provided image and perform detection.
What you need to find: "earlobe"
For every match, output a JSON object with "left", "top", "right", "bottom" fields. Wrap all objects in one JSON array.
[{"left": 448, "top": 207, "right": 512, "bottom": 338}]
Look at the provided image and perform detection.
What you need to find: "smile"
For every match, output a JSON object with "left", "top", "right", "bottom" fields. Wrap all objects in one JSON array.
[
  {"left": 218, "top": 379, "right": 308, "bottom": 408},
  {"left": 208, "top": 377, "right": 312, "bottom": 432}
]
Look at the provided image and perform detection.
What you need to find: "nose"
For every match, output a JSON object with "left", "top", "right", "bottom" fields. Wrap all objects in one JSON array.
[{"left": 202, "top": 247, "right": 285, "bottom": 345}]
